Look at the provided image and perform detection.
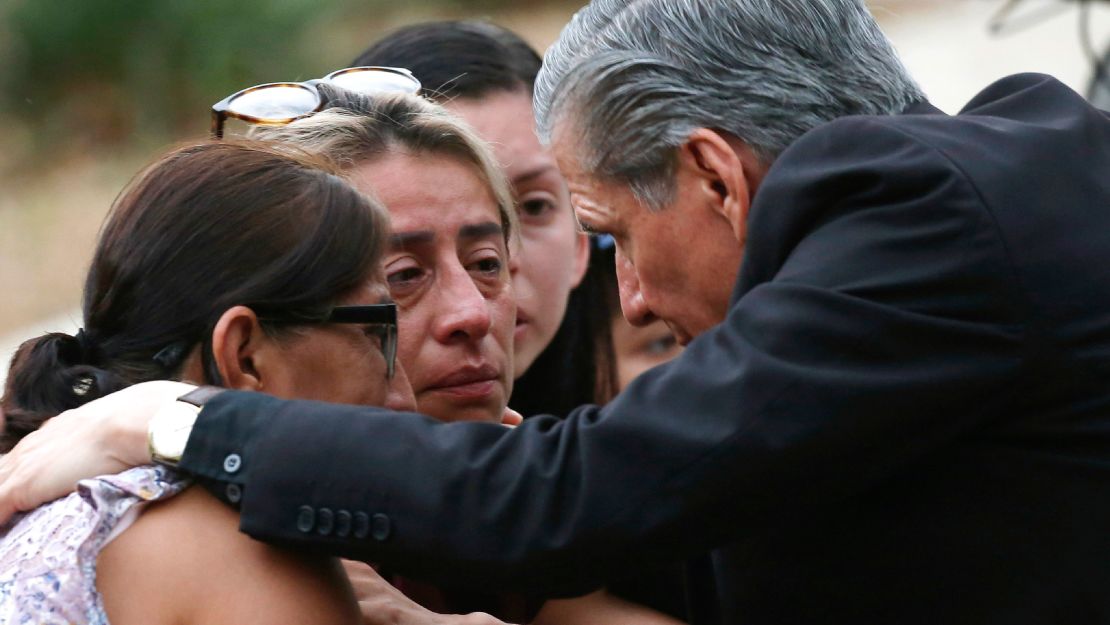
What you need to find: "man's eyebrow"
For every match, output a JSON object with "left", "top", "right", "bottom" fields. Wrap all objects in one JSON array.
[
  {"left": 390, "top": 230, "right": 434, "bottom": 248},
  {"left": 459, "top": 221, "right": 504, "bottom": 240}
]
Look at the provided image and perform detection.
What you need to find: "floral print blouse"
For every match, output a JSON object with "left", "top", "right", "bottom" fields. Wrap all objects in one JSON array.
[{"left": 0, "top": 465, "right": 190, "bottom": 624}]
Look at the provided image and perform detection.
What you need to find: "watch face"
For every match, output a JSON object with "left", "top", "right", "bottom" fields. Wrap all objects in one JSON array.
[{"left": 151, "top": 402, "right": 199, "bottom": 461}]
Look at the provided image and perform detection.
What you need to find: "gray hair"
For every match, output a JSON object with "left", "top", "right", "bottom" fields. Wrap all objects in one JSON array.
[
  {"left": 535, "top": 0, "right": 925, "bottom": 208},
  {"left": 252, "top": 87, "right": 517, "bottom": 241}
]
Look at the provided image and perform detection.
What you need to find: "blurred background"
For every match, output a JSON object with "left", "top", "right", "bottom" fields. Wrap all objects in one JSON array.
[{"left": 1, "top": 0, "right": 1108, "bottom": 384}]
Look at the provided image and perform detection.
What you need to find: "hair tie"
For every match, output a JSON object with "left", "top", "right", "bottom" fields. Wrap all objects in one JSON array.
[{"left": 72, "top": 376, "right": 94, "bottom": 397}]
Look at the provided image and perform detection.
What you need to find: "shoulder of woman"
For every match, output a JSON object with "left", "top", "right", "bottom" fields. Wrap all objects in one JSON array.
[{"left": 97, "top": 485, "right": 361, "bottom": 625}]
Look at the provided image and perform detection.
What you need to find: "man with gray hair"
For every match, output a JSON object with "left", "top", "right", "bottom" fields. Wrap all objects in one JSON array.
[{"left": 2, "top": 1, "right": 1109, "bottom": 623}]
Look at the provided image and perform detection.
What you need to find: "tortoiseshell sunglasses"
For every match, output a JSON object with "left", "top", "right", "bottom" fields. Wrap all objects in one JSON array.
[{"left": 210, "top": 66, "right": 421, "bottom": 138}]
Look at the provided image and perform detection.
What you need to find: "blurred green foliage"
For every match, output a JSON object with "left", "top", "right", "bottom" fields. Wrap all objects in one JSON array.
[
  {"left": 0, "top": 0, "right": 341, "bottom": 153},
  {"left": 0, "top": 0, "right": 521, "bottom": 159}
]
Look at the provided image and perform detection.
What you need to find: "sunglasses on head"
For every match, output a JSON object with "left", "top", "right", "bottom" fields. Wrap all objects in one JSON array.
[{"left": 210, "top": 66, "right": 422, "bottom": 138}]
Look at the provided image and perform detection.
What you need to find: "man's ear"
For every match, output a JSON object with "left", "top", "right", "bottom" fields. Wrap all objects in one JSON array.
[
  {"left": 209, "top": 306, "right": 269, "bottom": 392},
  {"left": 679, "top": 128, "right": 763, "bottom": 245}
]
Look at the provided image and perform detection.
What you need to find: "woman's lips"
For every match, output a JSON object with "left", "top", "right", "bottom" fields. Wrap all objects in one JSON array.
[{"left": 424, "top": 364, "right": 500, "bottom": 400}]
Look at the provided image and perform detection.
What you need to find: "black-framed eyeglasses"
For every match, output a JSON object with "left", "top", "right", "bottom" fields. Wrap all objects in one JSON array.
[
  {"left": 210, "top": 66, "right": 422, "bottom": 139},
  {"left": 258, "top": 304, "right": 398, "bottom": 379}
]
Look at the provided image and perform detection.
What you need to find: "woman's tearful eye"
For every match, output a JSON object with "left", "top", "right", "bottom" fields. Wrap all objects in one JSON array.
[
  {"left": 386, "top": 265, "right": 424, "bottom": 289},
  {"left": 471, "top": 256, "right": 504, "bottom": 276}
]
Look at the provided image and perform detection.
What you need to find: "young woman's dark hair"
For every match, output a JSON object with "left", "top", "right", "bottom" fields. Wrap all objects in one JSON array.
[
  {"left": 352, "top": 20, "right": 542, "bottom": 101},
  {"left": 1, "top": 141, "right": 388, "bottom": 450},
  {"left": 353, "top": 20, "right": 619, "bottom": 417}
]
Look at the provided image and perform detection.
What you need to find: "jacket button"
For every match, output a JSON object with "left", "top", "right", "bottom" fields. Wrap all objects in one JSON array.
[
  {"left": 335, "top": 510, "right": 352, "bottom": 537},
  {"left": 225, "top": 483, "right": 242, "bottom": 504},
  {"left": 353, "top": 512, "right": 370, "bottom": 539},
  {"left": 296, "top": 506, "right": 315, "bottom": 533},
  {"left": 316, "top": 508, "right": 334, "bottom": 536},
  {"left": 370, "top": 513, "right": 391, "bottom": 541},
  {"left": 223, "top": 453, "right": 242, "bottom": 474}
]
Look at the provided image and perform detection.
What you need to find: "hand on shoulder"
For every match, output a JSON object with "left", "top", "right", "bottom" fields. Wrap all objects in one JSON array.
[{"left": 0, "top": 380, "right": 195, "bottom": 523}]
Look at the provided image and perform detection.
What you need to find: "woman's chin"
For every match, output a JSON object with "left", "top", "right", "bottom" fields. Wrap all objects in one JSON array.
[
  {"left": 512, "top": 329, "right": 547, "bottom": 378},
  {"left": 417, "top": 394, "right": 504, "bottom": 424}
]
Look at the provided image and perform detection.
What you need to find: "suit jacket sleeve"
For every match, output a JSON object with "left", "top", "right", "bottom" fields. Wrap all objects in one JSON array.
[{"left": 178, "top": 117, "right": 1028, "bottom": 596}]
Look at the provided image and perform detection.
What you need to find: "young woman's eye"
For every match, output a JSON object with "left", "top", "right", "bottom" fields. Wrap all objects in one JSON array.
[
  {"left": 517, "top": 193, "right": 559, "bottom": 223},
  {"left": 641, "top": 333, "right": 678, "bottom": 357}
]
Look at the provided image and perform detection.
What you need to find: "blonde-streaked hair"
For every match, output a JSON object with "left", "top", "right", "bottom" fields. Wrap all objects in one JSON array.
[{"left": 251, "top": 90, "right": 517, "bottom": 243}]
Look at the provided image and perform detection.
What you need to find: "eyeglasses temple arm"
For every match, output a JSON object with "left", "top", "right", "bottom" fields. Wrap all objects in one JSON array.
[{"left": 211, "top": 110, "right": 226, "bottom": 139}]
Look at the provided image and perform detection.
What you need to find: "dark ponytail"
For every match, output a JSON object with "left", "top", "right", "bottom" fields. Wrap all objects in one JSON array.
[
  {"left": 1, "top": 333, "right": 127, "bottom": 450},
  {"left": 1, "top": 140, "right": 389, "bottom": 451}
]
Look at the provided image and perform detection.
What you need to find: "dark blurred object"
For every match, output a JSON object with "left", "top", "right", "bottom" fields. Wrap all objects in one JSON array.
[
  {"left": 1091, "top": 47, "right": 1110, "bottom": 108},
  {"left": 987, "top": 0, "right": 1075, "bottom": 35},
  {"left": 1080, "top": 1, "right": 1110, "bottom": 107},
  {"left": 988, "top": 0, "right": 1109, "bottom": 107}
]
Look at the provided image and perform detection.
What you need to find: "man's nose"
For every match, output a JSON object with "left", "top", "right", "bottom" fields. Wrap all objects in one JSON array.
[
  {"left": 615, "top": 248, "right": 654, "bottom": 327},
  {"left": 384, "top": 362, "right": 417, "bottom": 412},
  {"left": 432, "top": 266, "right": 494, "bottom": 343}
]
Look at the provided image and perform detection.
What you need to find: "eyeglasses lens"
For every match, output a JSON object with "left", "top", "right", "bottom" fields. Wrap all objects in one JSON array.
[
  {"left": 228, "top": 85, "right": 319, "bottom": 121},
  {"left": 329, "top": 70, "right": 420, "bottom": 95}
]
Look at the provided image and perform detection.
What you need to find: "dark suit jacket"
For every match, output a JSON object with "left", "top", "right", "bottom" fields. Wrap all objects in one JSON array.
[{"left": 180, "top": 74, "right": 1110, "bottom": 624}]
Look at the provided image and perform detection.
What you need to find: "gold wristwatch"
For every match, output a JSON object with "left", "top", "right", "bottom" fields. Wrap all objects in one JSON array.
[{"left": 148, "top": 386, "right": 224, "bottom": 466}]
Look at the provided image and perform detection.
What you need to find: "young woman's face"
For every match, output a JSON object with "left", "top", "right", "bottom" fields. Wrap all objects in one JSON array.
[
  {"left": 349, "top": 151, "right": 515, "bottom": 424},
  {"left": 446, "top": 89, "right": 589, "bottom": 377},
  {"left": 610, "top": 315, "right": 684, "bottom": 391}
]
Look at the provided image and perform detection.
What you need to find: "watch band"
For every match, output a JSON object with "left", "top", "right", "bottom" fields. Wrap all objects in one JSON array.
[
  {"left": 178, "top": 385, "right": 226, "bottom": 408},
  {"left": 148, "top": 386, "right": 226, "bottom": 466}
]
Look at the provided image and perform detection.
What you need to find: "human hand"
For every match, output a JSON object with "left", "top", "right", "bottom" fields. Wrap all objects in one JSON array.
[
  {"left": 0, "top": 380, "right": 195, "bottom": 523},
  {"left": 342, "top": 559, "right": 512, "bottom": 625}
]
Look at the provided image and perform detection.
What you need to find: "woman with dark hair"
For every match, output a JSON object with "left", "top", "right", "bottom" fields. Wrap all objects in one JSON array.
[
  {"left": 0, "top": 141, "right": 414, "bottom": 624},
  {"left": 355, "top": 21, "right": 617, "bottom": 417}
]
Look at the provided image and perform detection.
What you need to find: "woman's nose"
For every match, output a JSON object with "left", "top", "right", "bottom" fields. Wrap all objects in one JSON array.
[{"left": 431, "top": 268, "right": 494, "bottom": 343}]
